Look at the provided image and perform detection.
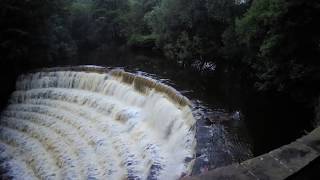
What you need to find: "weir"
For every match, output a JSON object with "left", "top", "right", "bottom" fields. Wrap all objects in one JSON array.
[{"left": 0, "top": 66, "right": 197, "bottom": 180}]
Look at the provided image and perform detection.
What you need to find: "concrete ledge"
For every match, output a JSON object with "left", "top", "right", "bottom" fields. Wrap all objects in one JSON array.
[
  {"left": 269, "top": 142, "right": 319, "bottom": 172},
  {"left": 297, "top": 128, "right": 320, "bottom": 153},
  {"left": 184, "top": 127, "right": 320, "bottom": 180},
  {"left": 241, "top": 155, "right": 291, "bottom": 180},
  {"left": 184, "top": 164, "right": 256, "bottom": 180}
]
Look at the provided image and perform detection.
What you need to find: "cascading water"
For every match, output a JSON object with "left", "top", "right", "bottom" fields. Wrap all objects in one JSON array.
[{"left": 0, "top": 66, "right": 197, "bottom": 180}]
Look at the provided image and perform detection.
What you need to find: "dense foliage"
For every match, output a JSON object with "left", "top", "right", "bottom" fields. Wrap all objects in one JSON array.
[
  {"left": 0, "top": 0, "right": 320, "bottom": 121},
  {"left": 0, "top": 0, "right": 65, "bottom": 66},
  {"left": 236, "top": 0, "right": 320, "bottom": 102}
]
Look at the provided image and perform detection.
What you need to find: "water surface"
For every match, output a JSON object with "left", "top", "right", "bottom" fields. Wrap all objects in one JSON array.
[{"left": 70, "top": 49, "right": 254, "bottom": 174}]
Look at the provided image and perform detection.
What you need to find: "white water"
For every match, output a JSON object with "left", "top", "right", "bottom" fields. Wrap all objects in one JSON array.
[{"left": 0, "top": 67, "right": 196, "bottom": 180}]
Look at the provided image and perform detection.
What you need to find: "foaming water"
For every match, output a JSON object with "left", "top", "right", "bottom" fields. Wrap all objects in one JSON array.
[{"left": 0, "top": 66, "right": 196, "bottom": 180}]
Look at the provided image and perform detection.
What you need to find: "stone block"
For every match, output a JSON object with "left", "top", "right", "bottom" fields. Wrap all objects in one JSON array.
[
  {"left": 241, "top": 154, "right": 291, "bottom": 180},
  {"left": 297, "top": 127, "right": 320, "bottom": 153},
  {"left": 183, "top": 164, "right": 256, "bottom": 180},
  {"left": 269, "top": 141, "right": 318, "bottom": 172}
]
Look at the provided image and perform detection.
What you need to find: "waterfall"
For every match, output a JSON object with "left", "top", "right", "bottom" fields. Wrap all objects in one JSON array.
[{"left": 0, "top": 66, "right": 197, "bottom": 180}]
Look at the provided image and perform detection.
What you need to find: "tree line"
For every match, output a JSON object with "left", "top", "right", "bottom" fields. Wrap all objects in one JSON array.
[{"left": 1, "top": 0, "right": 320, "bottom": 121}]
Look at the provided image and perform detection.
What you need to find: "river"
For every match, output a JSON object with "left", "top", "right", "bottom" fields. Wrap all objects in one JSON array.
[
  {"left": 0, "top": 48, "right": 314, "bottom": 178},
  {"left": 69, "top": 48, "right": 313, "bottom": 174},
  {"left": 71, "top": 49, "right": 254, "bottom": 174}
]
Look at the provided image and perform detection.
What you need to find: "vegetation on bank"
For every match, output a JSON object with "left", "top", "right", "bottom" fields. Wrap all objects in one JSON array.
[{"left": 0, "top": 0, "right": 320, "bottom": 123}]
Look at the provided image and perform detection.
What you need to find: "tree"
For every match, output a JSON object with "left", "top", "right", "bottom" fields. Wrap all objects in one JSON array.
[
  {"left": 0, "top": 0, "right": 69, "bottom": 66},
  {"left": 236, "top": 0, "right": 320, "bottom": 103},
  {"left": 124, "top": 0, "right": 159, "bottom": 48},
  {"left": 145, "top": 0, "right": 248, "bottom": 66}
]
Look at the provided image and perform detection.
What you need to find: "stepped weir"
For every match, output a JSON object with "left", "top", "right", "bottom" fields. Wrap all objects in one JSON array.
[{"left": 0, "top": 66, "right": 197, "bottom": 180}]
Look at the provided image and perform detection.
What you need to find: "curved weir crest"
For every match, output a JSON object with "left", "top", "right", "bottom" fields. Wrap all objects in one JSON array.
[{"left": 0, "top": 66, "right": 197, "bottom": 180}]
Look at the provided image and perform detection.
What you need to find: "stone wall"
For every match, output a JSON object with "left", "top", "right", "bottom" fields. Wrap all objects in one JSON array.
[{"left": 184, "top": 127, "right": 320, "bottom": 180}]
